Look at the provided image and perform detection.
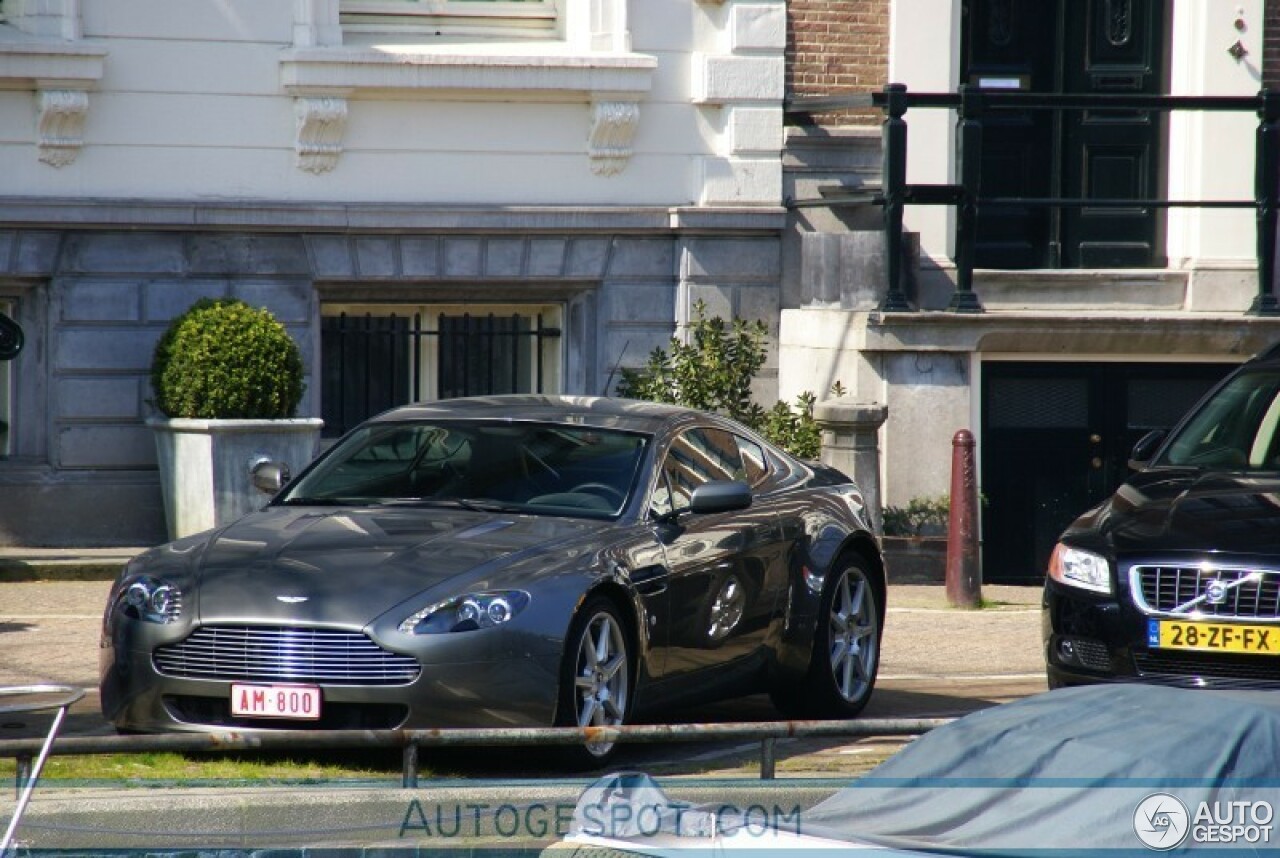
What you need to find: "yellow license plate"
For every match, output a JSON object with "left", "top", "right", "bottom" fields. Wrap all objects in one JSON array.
[{"left": 1150, "top": 620, "right": 1280, "bottom": 654}]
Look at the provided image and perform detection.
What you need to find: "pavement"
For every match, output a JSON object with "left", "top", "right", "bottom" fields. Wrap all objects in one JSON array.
[{"left": 0, "top": 548, "right": 1047, "bottom": 855}]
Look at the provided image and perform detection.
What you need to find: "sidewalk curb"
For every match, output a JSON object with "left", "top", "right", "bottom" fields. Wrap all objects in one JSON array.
[{"left": 0, "top": 551, "right": 143, "bottom": 582}]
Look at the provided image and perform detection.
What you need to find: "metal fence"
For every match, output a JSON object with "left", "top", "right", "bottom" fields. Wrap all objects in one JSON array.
[
  {"left": 0, "top": 717, "right": 951, "bottom": 793},
  {"left": 786, "top": 85, "right": 1280, "bottom": 316}
]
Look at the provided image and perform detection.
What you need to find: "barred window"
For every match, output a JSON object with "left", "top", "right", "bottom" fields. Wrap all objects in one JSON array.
[{"left": 320, "top": 303, "right": 563, "bottom": 438}]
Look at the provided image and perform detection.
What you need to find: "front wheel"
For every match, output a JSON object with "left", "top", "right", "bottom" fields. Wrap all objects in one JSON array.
[
  {"left": 773, "top": 558, "right": 881, "bottom": 718},
  {"left": 556, "top": 596, "right": 632, "bottom": 767}
]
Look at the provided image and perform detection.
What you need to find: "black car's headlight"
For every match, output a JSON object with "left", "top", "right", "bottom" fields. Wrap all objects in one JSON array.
[
  {"left": 115, "top": 575, "right": 184, "bottom": 624},
  {"left": 399, "top": 590, "right": 531, "bottom": 634},
  {"left": 1048, "top": 543, "right": 1111, "bottom": 594}
]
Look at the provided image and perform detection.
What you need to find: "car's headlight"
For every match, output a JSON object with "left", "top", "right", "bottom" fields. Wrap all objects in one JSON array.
[
  {"left": 116, "top": 575, "right": 183, "bottom": 623},
  {"left": 1048, "top": 543, "right": 1112, "bottom": 594},
  {"left": 399, "top": 590, "right": 530, "bottom": 634}
]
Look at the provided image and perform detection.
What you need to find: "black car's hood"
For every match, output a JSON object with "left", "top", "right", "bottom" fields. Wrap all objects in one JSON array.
[
  {"left": 191, "top": 506, "right": 605, "bottom": 625},
  {"left": 1088, "top": 469, "right": 1280, "bottom": 556}
]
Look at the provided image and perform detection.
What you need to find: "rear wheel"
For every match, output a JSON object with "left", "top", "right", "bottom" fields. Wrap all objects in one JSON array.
[
  {"left": 772, "top": 557, "right": 881, "bottom": 718},
  {"left": 556, "top": 596, "right": 632, "bottom": 767}
]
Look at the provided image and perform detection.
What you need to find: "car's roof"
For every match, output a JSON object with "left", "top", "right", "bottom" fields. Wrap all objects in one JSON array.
[{"left": 367, "top": 395, "right": 716, "bottom": 434}]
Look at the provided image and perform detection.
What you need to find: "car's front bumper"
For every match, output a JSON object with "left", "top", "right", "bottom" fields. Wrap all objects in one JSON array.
[
  {"left": 100, "top": 621, "right": 562, "bottom": 732},
  {"left": 1043, "top": 579, "right": 1280, "bottom": 690}
]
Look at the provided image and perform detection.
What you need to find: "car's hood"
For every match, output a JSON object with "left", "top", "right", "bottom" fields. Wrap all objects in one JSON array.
[
  {"left": 191, "top": 506, "right": 605, "bottom": 625},
  {"left": 1088, "top": 469, "right": 1280, "bottom": 556}
]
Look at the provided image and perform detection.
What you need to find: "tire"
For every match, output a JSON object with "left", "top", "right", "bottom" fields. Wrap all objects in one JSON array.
[
  {"left": 555, "top": 596, "right": 633, "bottom": 768},
  {"left": 773, "top": 557, "right": 882, "bottom": 718}
]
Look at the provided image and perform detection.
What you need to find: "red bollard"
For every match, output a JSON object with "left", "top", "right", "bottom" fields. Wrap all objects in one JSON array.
[{"left": 946, "top": 429, "right": 982, "bottom": 609}]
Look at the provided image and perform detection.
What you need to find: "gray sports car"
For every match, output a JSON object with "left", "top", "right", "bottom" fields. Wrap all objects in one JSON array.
[{"left": 99, "top": 396, "right": 884, "bottom": 762}]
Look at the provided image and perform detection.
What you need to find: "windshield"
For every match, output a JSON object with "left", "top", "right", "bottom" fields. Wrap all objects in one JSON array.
[
  {"left": 282, "top": 420, "right": 650, "bottom": 518},
  {"left": 1159, "top": 368, "right": 1280, "bottom": 470}
]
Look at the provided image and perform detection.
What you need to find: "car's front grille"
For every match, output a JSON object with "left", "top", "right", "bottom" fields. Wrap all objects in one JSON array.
[
  {"left": 1134, "top": 650, "right": 1280, "bottom": 687},
  {"left": 1131, "top": 565, "right": 1280, "bottom": 620},
  {"left": 154, "top": 625, "right": 420, "bottom": 686}
]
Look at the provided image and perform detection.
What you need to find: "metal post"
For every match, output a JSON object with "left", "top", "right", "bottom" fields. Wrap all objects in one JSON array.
[
  {"left": 879, "top": 83, "right": 913, "bottom": 312},
  {"left": 402, "top": 741, "right": 419, "bottom": 789},
  {"left": 760, "top": 738, "right": 776, "bottom": 780},
  {"left": 949, "top": 85, "right": 984, "bottom": 313},
  {"left": 14, "top": 753, "right": 31, "bottom": 799},
  {"left": 1251, "top": 89, "right": 1280, "bottom": 316},
  {"left": 945, "top": 429, "right": 981, "bottom": 609},
  {"left": 2, "top": 706, "right": 67, "bottom": 855}
]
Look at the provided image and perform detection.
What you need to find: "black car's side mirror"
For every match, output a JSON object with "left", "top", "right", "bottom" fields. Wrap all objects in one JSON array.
[
  {"left": 250, "top": 458, "right": 291, "bottom": 495},
  {"left": 688, "top": 480, "right": 752, "bottom": 515},
  {"left": 1128, "top": 429, "right": 1166, "bottom": 471}
]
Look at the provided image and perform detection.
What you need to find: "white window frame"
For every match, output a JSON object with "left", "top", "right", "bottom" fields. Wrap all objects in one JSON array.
[
  {"left": 341, "top": 0, "right": 557, "bottom": 41},
  {"left": 323, "top": 302, "right": 564, "bottom": 404}
]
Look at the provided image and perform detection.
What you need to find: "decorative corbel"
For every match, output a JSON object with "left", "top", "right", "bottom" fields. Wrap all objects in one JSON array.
[
  {"left": 36, "top": 89, "right": 90, "bottom": 167},
  {"left": 294, "top": 95, "right": 348, "bottom": 174},
  {"left": 588, "top": 99, "right": 640, "bottom": 176}
]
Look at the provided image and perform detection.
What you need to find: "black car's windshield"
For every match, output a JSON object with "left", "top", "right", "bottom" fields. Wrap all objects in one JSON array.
[
  {"left": 281, "top": 420, "right": 650, "bottom": 518},
  {"left": 1159, "top": 368, "right": 1280, "bottom": 471}
]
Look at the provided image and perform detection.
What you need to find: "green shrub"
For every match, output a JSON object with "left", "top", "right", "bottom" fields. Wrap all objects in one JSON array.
[
  {"left": 882, "top": 495, "right": 950, "bottom": 536},
  {"left": 615, "top": 301, "right": 833, "bottom": 458},
  {"left": 151, "top": 298, "right": 304, "bottom": 420}
]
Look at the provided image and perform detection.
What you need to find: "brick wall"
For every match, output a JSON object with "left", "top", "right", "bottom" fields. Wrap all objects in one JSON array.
[{"left": 787, "top": 0, "right": 889, "bottom": 125}]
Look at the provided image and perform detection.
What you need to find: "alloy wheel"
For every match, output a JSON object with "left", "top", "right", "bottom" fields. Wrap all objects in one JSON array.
[
  {"left": 573, "top": 609, "right": 629, "bottom": 756},
  {"left": 827, "top": 566, "right": 879, "bottom": 703}
]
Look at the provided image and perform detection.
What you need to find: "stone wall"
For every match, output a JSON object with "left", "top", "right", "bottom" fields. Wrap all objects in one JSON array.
[{"left": 0, "top": 205, "right": 783, "bottom": 546}]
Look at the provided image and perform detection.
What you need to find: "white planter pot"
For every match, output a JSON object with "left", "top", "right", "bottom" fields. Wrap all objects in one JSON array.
[{"left": 148, "top": 417, "right": 324, "bottom": 541}]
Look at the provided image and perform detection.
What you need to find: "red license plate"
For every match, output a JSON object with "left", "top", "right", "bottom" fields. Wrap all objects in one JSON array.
[{"left": 230, "top": 683, "right": 321, "bottom": 720}]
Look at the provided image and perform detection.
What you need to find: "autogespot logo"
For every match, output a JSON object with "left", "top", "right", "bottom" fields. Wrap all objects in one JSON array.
[{"left": 1134, "top": 793, "right": 1190, "bottom": 850}]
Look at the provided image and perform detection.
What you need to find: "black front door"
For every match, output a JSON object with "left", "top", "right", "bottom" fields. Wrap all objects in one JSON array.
[
  {"left": 981, "top": 361, "right": 1234, "bottom": 584},
  {"left": 961, "top": 0, "right": 1168, "bottom": 268}
]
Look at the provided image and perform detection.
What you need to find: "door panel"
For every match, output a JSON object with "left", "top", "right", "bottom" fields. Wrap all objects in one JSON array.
[
  {"left": 1061, "top": 0, "right": 1166, "bottom": 267},
  {"left": 962, "top": 0, "right": 1058, "bottom": 268},
  {"left": 962, "top": 0, "right": 1166, "bottom": 269},
  {"left": 981, "top": 362, "right": 1233, "bottom": 584}
]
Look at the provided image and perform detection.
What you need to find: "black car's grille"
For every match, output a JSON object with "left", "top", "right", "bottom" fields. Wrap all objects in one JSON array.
[
  {"left": 153, "top": 625, "right": 420, "bottom": 686},
  {"left": 1131, "top": 565, "right": 1280, "bottom": 620},
  {"left": 1134, "top": 650, "right": 1280, "bottom": 687}
]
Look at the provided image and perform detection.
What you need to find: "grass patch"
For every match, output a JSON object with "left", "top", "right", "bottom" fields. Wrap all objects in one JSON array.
[{"left": 0, "top": 748, "right": 407, "bottom": 785}]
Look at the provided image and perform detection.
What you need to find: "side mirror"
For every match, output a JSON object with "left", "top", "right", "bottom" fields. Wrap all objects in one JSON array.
[
  {"left": 250, "top": 457, "right": 291, "bottom": 495},
  {"left": 688, "top": 480, "right": 752, "bottom": 515},
  {"left": 1128, "top": 429, "right": 1166, "bottom": 471}
]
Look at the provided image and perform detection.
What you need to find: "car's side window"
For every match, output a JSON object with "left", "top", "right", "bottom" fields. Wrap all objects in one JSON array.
[{"left": 650, "top": 427, "right": 746, "bottom": 516}]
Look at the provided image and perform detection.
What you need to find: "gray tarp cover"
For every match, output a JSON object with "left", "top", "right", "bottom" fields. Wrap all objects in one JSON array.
[{"left": 576, "top": 684, "right": 1280, "bottom": 853}]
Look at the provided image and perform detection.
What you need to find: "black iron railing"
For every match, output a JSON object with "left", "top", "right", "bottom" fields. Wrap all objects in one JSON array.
[{"left": 786, "top": 85, "right": 1280, "bottom": 316}]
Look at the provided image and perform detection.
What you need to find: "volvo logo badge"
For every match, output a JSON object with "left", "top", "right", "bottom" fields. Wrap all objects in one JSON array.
[
  {"left": 1205, "top": 580, "right": 1229, "bottom": 606},
  {"left": 276, "top": 595, "right": 308, "bottom": 604}
]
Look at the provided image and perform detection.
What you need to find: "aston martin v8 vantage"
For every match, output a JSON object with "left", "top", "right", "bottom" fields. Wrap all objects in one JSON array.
[{"left": 100, "top": 396, "right": 884, "bottom": 761}]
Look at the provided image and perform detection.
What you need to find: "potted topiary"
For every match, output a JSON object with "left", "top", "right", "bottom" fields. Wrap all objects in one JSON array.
[{"left": 148, "top": 297, "right": 322, "bottom": 540}]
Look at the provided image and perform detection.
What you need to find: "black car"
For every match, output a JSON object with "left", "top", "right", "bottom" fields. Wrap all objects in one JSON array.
[
  {"left": 1045, "top": 344, "right": 1280, "bottom": 688},
  {"left": 100, "top": 395, "right": 885, "bottom": 763}
]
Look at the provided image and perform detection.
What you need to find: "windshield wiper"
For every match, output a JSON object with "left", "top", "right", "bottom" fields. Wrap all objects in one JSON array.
[
  {"left": 279, "top": 497, "right": 359, "bottom": 506},
  {"left": 375, "top": 497, "right": 523, "bottom": 512}
]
